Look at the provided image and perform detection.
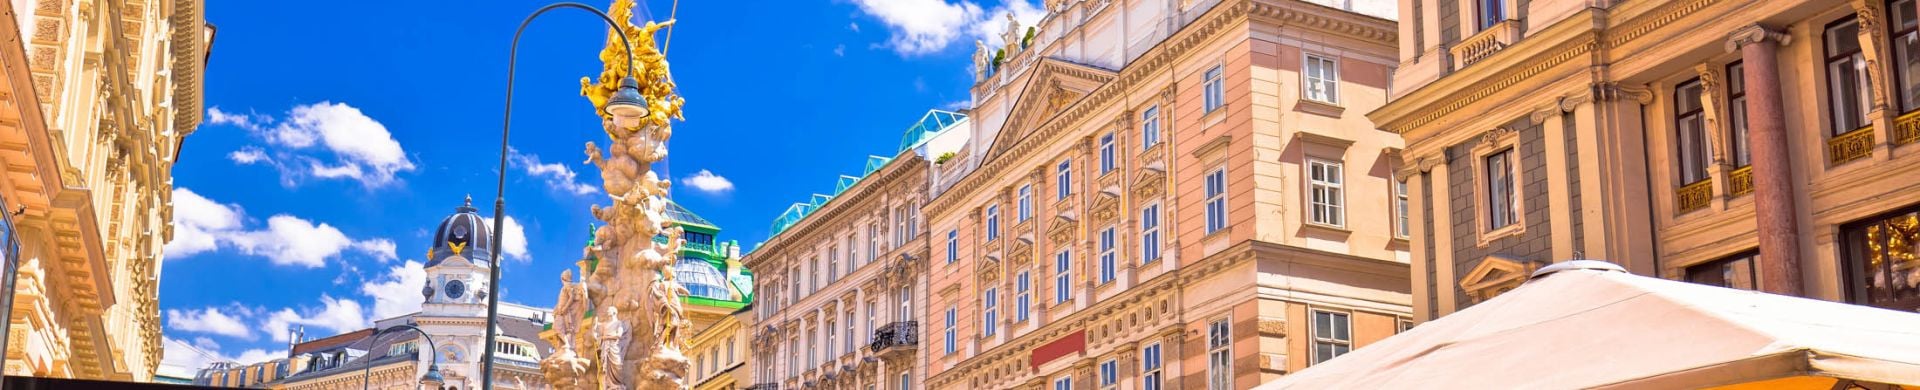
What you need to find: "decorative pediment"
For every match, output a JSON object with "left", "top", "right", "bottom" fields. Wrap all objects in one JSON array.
[
  {"left": 1047, "top": 216, "right": 1078, "bottom": 244},
  {"left": 982, "top": 58, "right": 1120, "bottom": 162},
  {"left": 1089, "top": 192, "right": 1120, "bottom": 223},
  {"left": 977, "top": 257, "right": 1003, "bottom": 283},
  {"left": 1459, "top": 255, "right": 1540, "bottom": 303},
  {"left": 1008, "top": 239, "right": 1034, "bottom": 267}
]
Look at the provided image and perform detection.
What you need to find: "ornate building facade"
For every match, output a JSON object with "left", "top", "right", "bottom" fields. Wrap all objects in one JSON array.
[
  {"left": 662, "top": 201, "right": 754, "bottom": 390},
  {"left": 925, "top": 0, "right": 1410, "bottom": 389},
  {"left": 1379, "top": 0, "right": 1920, "bottom": 321},
  {"left": 743, "top": 110, "right": 968, "bottom": 390},
  {"left": 0, "top": 0, "right": 210, "bottom": 382}
]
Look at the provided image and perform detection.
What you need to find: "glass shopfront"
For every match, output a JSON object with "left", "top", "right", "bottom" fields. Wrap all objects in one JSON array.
[{"left": 1843, "top": 205, "right": 1920, "bottom": 311}]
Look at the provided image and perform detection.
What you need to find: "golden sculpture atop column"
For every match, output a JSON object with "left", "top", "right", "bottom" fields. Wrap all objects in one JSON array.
[{"left": 542, "top": 0, "right": 690, "bottom": 388}]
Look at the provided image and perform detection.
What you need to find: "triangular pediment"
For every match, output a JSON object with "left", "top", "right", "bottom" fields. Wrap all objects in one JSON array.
[
  {"left": 1459, "top": 255, "right": 1539, "bottom": 303},
  {"left": 982, "top": 58, "right": 1118, "bottom": 163}
]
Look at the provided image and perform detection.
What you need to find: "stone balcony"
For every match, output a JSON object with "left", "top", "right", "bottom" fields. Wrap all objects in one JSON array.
[
  {"left": 869, "top": 321, "right": 919, "bottom": 358},
  {"left": 1450, "top": 20, "right": 1523, "bottom": 69}
]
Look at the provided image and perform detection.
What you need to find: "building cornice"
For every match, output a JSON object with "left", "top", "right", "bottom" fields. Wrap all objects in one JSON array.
[{"left": 743, "top": 153, "right": 927, "bottom": 268}]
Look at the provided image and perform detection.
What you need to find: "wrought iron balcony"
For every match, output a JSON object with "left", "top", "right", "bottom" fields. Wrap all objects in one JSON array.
[
  {"left": 1828, "top": 127, "right": 1874, "bottom": 165},
  {"left": 1728, "top": 166, "right": 1754, "bottom": 197},
  {"left": 1897, "top": 110, "right": 1920, "bottom": 146},
  {"left": 1675, "top": 179, "right": 1712, "bottom": 214},
  {"left": 868, "top": 321, "right": 919, "bottom": 353}
]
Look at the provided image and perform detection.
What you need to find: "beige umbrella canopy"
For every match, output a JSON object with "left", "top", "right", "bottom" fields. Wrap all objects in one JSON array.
[{"left": 1256, "top": 261, "right": 1920, "bottom": 389}]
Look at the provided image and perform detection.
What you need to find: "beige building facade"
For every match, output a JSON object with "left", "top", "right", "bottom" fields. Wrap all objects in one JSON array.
[
  {"left": 924, "top": 0, "right": 1411, "bottom": 389},
  {"left": 1379, "top": 0, "right": 1920, "bottom": 320},
  {"left": 0, "top": 0, "right": 209, "bottom": 382}
]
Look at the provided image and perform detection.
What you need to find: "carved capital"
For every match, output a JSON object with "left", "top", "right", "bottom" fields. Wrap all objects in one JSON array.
[
  {"left": 1112, "top": 110, "right": 1135, "bottom": 130},
  {"left": 1159, "top": 84, "right": 1177, "bottom": 103},
  {"left": 1725, "top": 24, "right": 1790, "bottom": 52},
  {"left": 1527, "top": 103, "right": 1560, "bottom": 125}
]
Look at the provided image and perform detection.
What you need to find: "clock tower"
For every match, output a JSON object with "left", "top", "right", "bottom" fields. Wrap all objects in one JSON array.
[{"left": 421, "top": 196, "right": 493, "bottom": 317}]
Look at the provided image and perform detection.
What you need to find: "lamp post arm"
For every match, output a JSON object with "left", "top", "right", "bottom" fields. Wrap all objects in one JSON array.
[
  {"left": 360, "top": 324, "right": 438, "bottom": 390},
  {"left": 487, "top": 3, "right": 642, "bottom": 390}
]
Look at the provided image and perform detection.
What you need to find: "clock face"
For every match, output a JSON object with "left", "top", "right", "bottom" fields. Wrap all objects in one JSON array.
[{"left": 446, "top": 280, "right": 467, "bottom": 299}]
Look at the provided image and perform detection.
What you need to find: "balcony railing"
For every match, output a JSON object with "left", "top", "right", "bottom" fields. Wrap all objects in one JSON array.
[
  {"left": 869, "top": 321, "right": 919, "bottom": 352},
  {"left": 1450, "top": 20, "right": 1522, "bottom": 69},
  {"left": 1897, "top": 110, "right": 1920, "bottom": 146},
  {"left": 1828, "top": 127, "right": 1875, "bottom": 165},
  {"left": 1728, "top": 166, "right": 1754, "bottom": 197},
  {"left": 1675, "top": 179, "right": 1712, "bottom": 214}
]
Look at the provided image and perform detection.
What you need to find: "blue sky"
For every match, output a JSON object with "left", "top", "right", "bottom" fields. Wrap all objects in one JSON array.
[{"left": 159, "top": 0, "right": 1045, "bottom": 370}]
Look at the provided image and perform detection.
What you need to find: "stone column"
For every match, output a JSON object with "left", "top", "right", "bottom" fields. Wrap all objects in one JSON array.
[{"left": 1727, "top": 25, "right": 1804, "bottom": 296}]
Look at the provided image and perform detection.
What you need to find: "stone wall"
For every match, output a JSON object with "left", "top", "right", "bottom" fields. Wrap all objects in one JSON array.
[{"left": 1446, "top": 118, "right": 1551, "bottom": 305}]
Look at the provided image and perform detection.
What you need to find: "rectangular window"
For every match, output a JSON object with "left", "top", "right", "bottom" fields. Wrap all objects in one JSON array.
[
  {"left": 946, "top": 230, "right": 958, "bottom": 264},
  {"left": 1100, "top": 133, "right": 1116, "bottom": 174},
  {"left": 1308, "top": 159, "right": 1346, "bottom": 227},
  {"left": 1142, "top": 105, "right": 1162, "bottom": 148},
  {"left": 1099, "top": 226, "right": 1117, "bottom": 284},
  {"left": 1893, "top": 0, "right": 1920, "bottom": 112},
  {"left": 1099, "top": 359, "right": 1119, "bottom": 388},
  {"left": 986, "top": 205, "right": 1001, "bottom": 241},
  {"left": 1727, "top": 62, "right": 1752, "bottom": 167},
  {"left": 827, "top": 247, "right": 840, "bottom": 284},
  {"left": 1827, "top": 19, "right": 1872, "bottom": 135},
  {"left": 1204, "top": 65, "right": 1226, "bottom": 113},
  {"left": 868, "top": 224, "right": 880, "bottom": 263},
  {"left": 847, "top": 235, "right": 858, "bottom": 271},
  {"left": 898, "top": 285, "right": 913, "bottom": 321},
  {"left": 825, "top": 320, "right": 837, "bottom": 359},
  {"left": 1686, "top": 251, "right": 1759, "bottom": 291},
  {"left": 1477, "top": 0, "right": 1505, "bottom": 29},
  {"left": 1057, "top": 160, "right": 1073, "bottom": 200},
  {"left": 1207, "top": 318, "right": 1232, "bottom": 390},
  {"left": 1141, "top": 203, "right": 1162, "bottom": 263},
  {"left": 983, "top": 287, "right": 999, "bottom": 337},
  {"left": 1675, "top": 79, "right": 1710, "bottom": 184},
  {"left": 844, "top": 311, "right": 855, "bottom": 355},
  {"left": 1304, "top": 54, "right": 1340, "bottom": 104},
  {"left": 866, "top": 300, "right": 877, "bottom": 344},
  {"left": 943, "top": 307, "right": 957, "bottom": 355},
  {"left": 1055, "top": 376, "right": 1073, "bottom": 390},
  {"left": 1206, "top": 168, "right": 1229, "bottom": 234},
  {"left": 1842, "top": 206, "right": 1920, "bottom": 312},
  {"left": 1485, "top": 149, "right": 1517, "bottom": 230},
  {"left": 1018, "top": 185, "right": 1033, "bottom": 222},
  {"left": 1055, "top": 250, "right": 1073, "bottom": 304},
  {"left": 1394, "top": 178, "right": 1411, "bottom": 239},
  {"left": 1016, "top": 271, "right": 1031, "bottom": 322},
  {"left": 901, "top": 373, "right": 911, "bottom": 390},
  {"left": 1141, "top": 343, "right": 1164, "bottom": 390},
  {"left": 1312, "top": 310, "right": 1353, "bottom": 364}
]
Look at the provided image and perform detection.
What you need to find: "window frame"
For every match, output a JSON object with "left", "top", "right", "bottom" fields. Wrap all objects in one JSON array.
[
  {"left": 1726, "top": 61, "right": 1752, "bottom": 168},
  {"left": 985, "top": 205, "right": 1001, "bottom": 241},
  {"left": 1015, "top": 270, "right": 1032, "bottom": 322},
  {"left": 1824, "top": 17, "right": 1872, "bottom": 136},
  {"left": 1055, "top": 249, "right": 1073, "bottom": 304},
  {"left": 943, "top": 306, "right": 957, "bottom": 355},
  {"left": 1311, "top": 309, "right": 1353, "bottom": 365},
  {"left": 1141, "top": 202, "right": 1163, "bottom": 263},
  {"left": 946, "top": 229, "right": 958, "bottom": 265},
  {"left": 1674, "top": 78, "right": 1711, "bottom": 185},
  {"left": 1685, "top": 250, "right": 1760, "bottom": 291},
  {"left": 1057, "top": 159, "right": 1074, "bottom": 200},
  {"left": 1303, "top": 53, "right": 1341, "bottom": 104},
  {"left": 1892, "top": 0, "right": 1920, "bottom": 113},
  {"left": 1098, "top": 226, "right": 1118, "bottom": 284},
  {"left": 1393, "top": 177, "right": 1410, "bottom": 239},
  {"left": 1207, "top": 317, "right": 1233, "bottom": 390},
  {"left": 1307, "top": 158, "right": 1346, "bottom": 227},
  {"left": 1205, "top": 167, "right": 1229, "bottom": 234},
  {"left": 983, "top": 286, "right": 999, "bottom": 337},
  {"left": 1142, "top": 105, "right": 1162, "bottom": 148},
  {"left": 1100, "top": 132, "right": 1117, "bottom": 175},
  {"left": 1141, "top": 342, "right": 1164, "bottom": 390},
  {"left": 1018, "top": 184, "right": 1033, "bottom": 222},
  {"left": 1099, "top": 358, "right": 1120, "bottom": 388},
  {"left": 1204, "top": 65, "right": 1226, "bottom": 113}
]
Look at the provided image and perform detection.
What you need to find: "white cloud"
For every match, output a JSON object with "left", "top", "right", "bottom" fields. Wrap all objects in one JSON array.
[
  {"left": 262, "top": 295, "right": 368, "bottom": 342},
  {"left": 508, "top": 148, "right": 598, "bottom": 196},
  {"left": 228, "top": 146, "right": 268, "bottom": 165},
  {"left": 849, "top": 21, "right": 861, "bottom": 32},
  {"left": 161, "top": 337, "right": 284, "bottom": 374},
  {"left": 849, "top": 0, "right": 1045, "bottom": 56},
  {"left": 681, "top": 169, "right": 734, "bottom": 194},
  {"left": 481, "top": 216, "right": 529, "bottom": 262},
  {"left": 207, "top": 101, "right": 415, "bottom": 188},
  {"left": 359, "top": 260, "right": 427, "bottom": 321},
  {"left": 165, "top": 188, "right": 395, "bottom": 267},
  {"left": 834, "top": 44, "right": 847, "bottom": 57},
  {"left": 166, "top": 307, "right": 253, "bottom": 339},
  {"left": 941, "top": 99, "right": 973, "bottom": 111}
]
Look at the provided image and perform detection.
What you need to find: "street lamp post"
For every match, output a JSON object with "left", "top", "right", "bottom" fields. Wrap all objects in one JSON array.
[
  {"left": 483, "top": 3, "right": 648, "bottom": 389},
  {"left": 359, "top": 324, "right": 445, "bottom": 390}
]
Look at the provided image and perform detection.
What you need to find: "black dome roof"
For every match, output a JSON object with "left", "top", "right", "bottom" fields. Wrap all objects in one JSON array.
[{"left": 427, "top": 196, "right": 493, "bottom": 268}]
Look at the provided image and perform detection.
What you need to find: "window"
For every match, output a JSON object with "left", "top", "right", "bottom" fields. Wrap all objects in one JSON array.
[
  {"left": 1485, "top": 149, "right": 1517, "bottom": 230},
  {"left": 847, "top": 235, "right": 859, "bottom": 271},
  {"left": 1099, "top": 359, "right": 1119, "bottom": 388},
  {"left": 1394, "top": 179, "right": 1410, "bottom": 239},
  {"left": 1477, "top": 0, "right": 1505, "bottom": 29},
  {"left": 1141, "top": 343, "right": 1164, "bottom": 390},
  {"left": 1686, "top": 251, "right": 1759, "bottom": 291},
  {"left": 1312, "top": 310, "right": 1353, "bottom": 364},
  {"left": 946, "top": 230, "right": 959, "bottom": 264},
  {"left": 1054, "top": 376, "right": 1074, "bottom": 390},
  {"left": 1100, "top": 133, "right": 1116, "bottom": 174},
  {"left": 1141, "top": 204, "right": 1162, "bottom": 263},
  {"left": 1303, "top": 54, "right": 1339, "bottom": 104},
  {"left": 1057, "top": 160, "right": 1073, "bottom": 199},
  {"left": 1827, "top": 18, "right": 1872, "bottom": 135},
  {"left": 809, "top": 260, "right": 819, "bottom": 295},
  {"left": 826, "top": 320, "right": 838, "bottom": 359},
  {"left": 1893, "top": 0, "right": 1920, "bottom": 112},
  {"left": 897, "top": 285, "right": 914, "bottom": 322},
  {"left": 1206, "top": 168, "right": 1229, "bottom": 234},
  {"left": 1398, "top": 319, "right": 1414, "bottom": 334},
  {"left": 866, "top": 300, "right": 877, "bottom": 343},
  {"left": 1015, "top": 270, "right": 1031, "bottom": 322},
  {"left": 844, "top": 311, "right": 855, "bottom": 355},
  {"left": 1099, "top": 226, "right": 1117, "bottom": 284},
  {"left": 806, "top": 330, "right": 816, "bottom": 367},
  {"left": 1727, "top": 62, "right": 1751, "bottom": 167},
  {"left": 1055, "top": 250, "right": 1073, "bottom": 303},
  {"left": 1204, "top": 65, "right": 1225, "bottom": 113},
  {"left": 900, "top": 373, "right": 911, "bottom": 390},
  {"left": 1207, "top": 318, "right": 1232, "bottom": 390},
  {"left": 1307, "top": 159, "right": 1345, "bottom": 227},
  {"left": 986, "top": 205, "right": 1001, "bottom": 241},
  {"left": 1842, "top": 207, "right": 1920, "bottom": 311},
  {"left": 868, "top": 224, "right": 880, "bottom": 262},
  {"left": 828, "top": 247, "right": 840, "bottom": 284},
  {"left": 1018, "top": 185, "right": 1033, "bottom": 222},
  {"left": 1142, "top": 105, "right": 1162, "bottom": 148},
  {"left": 1675, "top": 79, "right": 1710, "bottom": 184},
  {"left": 943, "top": 307, "right": 957, "bottom": 355},
  {"left": 983, "top": 287, "right": 999, "bottom": 337}
]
